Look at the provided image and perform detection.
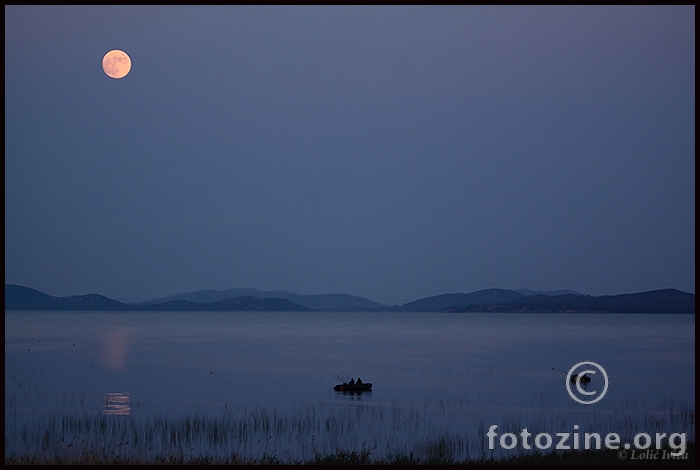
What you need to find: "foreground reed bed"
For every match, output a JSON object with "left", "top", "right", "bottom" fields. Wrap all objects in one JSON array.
[
  {"left": 5, "top": 441, "right": 695, "bottom": 465},
  {"left": 5, "top": 400, "right": 695, "bottom": 464}
]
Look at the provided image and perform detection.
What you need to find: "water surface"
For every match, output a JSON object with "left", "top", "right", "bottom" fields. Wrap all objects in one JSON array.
[{"left": 5, "top": 311, "right": 695, "bottom": 460}]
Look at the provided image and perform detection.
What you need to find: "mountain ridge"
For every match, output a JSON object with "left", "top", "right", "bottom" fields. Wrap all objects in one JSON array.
[
  {"left": 4, "top": 284, "right": 694, "bottom": 313},
  {"left": 4, "top": 285, "right": 308, "bottom": 312},
  {"left": 400, "top": 288, "right": 526, "bottom": 311},
  {"left": 142, "top": 288, "right": 386, "bottom": 310},
  {"left": 443, "top": 289, "right": 695, "bottom": 314}
]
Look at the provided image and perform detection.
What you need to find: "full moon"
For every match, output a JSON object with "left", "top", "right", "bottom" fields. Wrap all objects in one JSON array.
[{"left": 102, "top": 50, "right": 131, "bottom": 79}]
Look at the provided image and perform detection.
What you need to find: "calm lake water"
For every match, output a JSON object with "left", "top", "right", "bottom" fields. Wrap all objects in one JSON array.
[{"left": 5, "top": 310, "right": 695, "bottom": 461}]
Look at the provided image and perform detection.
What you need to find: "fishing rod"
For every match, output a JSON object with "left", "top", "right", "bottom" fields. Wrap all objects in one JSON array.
[
  {"left": 553, "top": 367, "right": 591, "bottom": 382},
  {"left": 322, "top": 369, "right": 345, "bottom": 382}
]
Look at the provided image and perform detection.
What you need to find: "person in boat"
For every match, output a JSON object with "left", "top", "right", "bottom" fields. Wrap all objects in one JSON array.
[
  {"left": 568, "top": 372, "right": 591, "bottom": 383},
  {"left": 348, "top": 378, "right": 355, "bottom": 385},
  {"left": 356, "top": 377, "right": 362, "bottom": 384},
  {"left": 574, "top": 373, "right": 591, "bottom": 383}
]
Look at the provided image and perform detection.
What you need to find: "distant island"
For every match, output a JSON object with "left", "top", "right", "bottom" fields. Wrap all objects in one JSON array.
[
  {"left": 440, "top": 289, "right": 695, "bottom": 314},
  {"left": 4, "top": 285, "right": 308, "bottom": 312},
  {"left": 4, "top": 284, "right": 695, "bottom": 314}
]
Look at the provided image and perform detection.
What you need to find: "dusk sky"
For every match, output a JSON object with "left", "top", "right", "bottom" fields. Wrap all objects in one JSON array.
[{"left": 5, "top": 6, "right": 695, "bottom": 305}]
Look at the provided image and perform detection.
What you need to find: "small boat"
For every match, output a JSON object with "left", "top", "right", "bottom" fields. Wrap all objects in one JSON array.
[
  {"left": 570, "top": 373, "right": 591, "bottom": 383},
  {"left": 334, "top": 382, "right": 372, "bottom": 392},
  {"left": 553, "top": 368, "right": 591, "bottom": 384}
]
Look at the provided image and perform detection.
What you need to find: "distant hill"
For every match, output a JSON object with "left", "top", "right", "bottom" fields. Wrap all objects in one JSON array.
[
  {"left": 5, "top": 285, "right": 308, "bottom": 312},
  {"left": 5, "top": 285, "right": 56, "bottom": 310},
  {"left": 143, "top": 288, "right": 386, "bottom": 310},
  {"left": 443, "top": 289, "right": 695, "bottom": 314},
  {"left": 516, "top": 288, "right": 584, "bottom": 297},
  {"left": 140, "top": 296, "right": 309, "bottom": 312},
  {"left": 401, "top": 289, "right": 525, "bottom": 311},
  {"left": 5, "top": 285, "right": 130, "bottom": 311},
  {"left": 143, "top": 288, "right": 267, "bottom": 304},
  {"left": 6, "top": 284, "right": 694, "bottom": 314}
]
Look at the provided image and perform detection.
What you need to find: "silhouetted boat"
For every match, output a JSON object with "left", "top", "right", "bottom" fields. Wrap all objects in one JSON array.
[
  {"left": 553, "top": 367, "right": 592, "bottom": 384},
  {"left": 334, "top": 382, "right": 372, "bottom": 392},
  {"left": 571, "top": 373, "right": 591, "bottom": 383}
]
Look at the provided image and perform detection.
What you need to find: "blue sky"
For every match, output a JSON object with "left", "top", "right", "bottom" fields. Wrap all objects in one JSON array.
[{"left": 5, "top": 6, "right": 695, "bottom": 304}]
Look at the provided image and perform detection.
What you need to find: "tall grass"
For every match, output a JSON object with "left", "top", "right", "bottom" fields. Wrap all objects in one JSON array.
[{"left": 5, "top": 399, "right": 695, "bottom": 463}]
